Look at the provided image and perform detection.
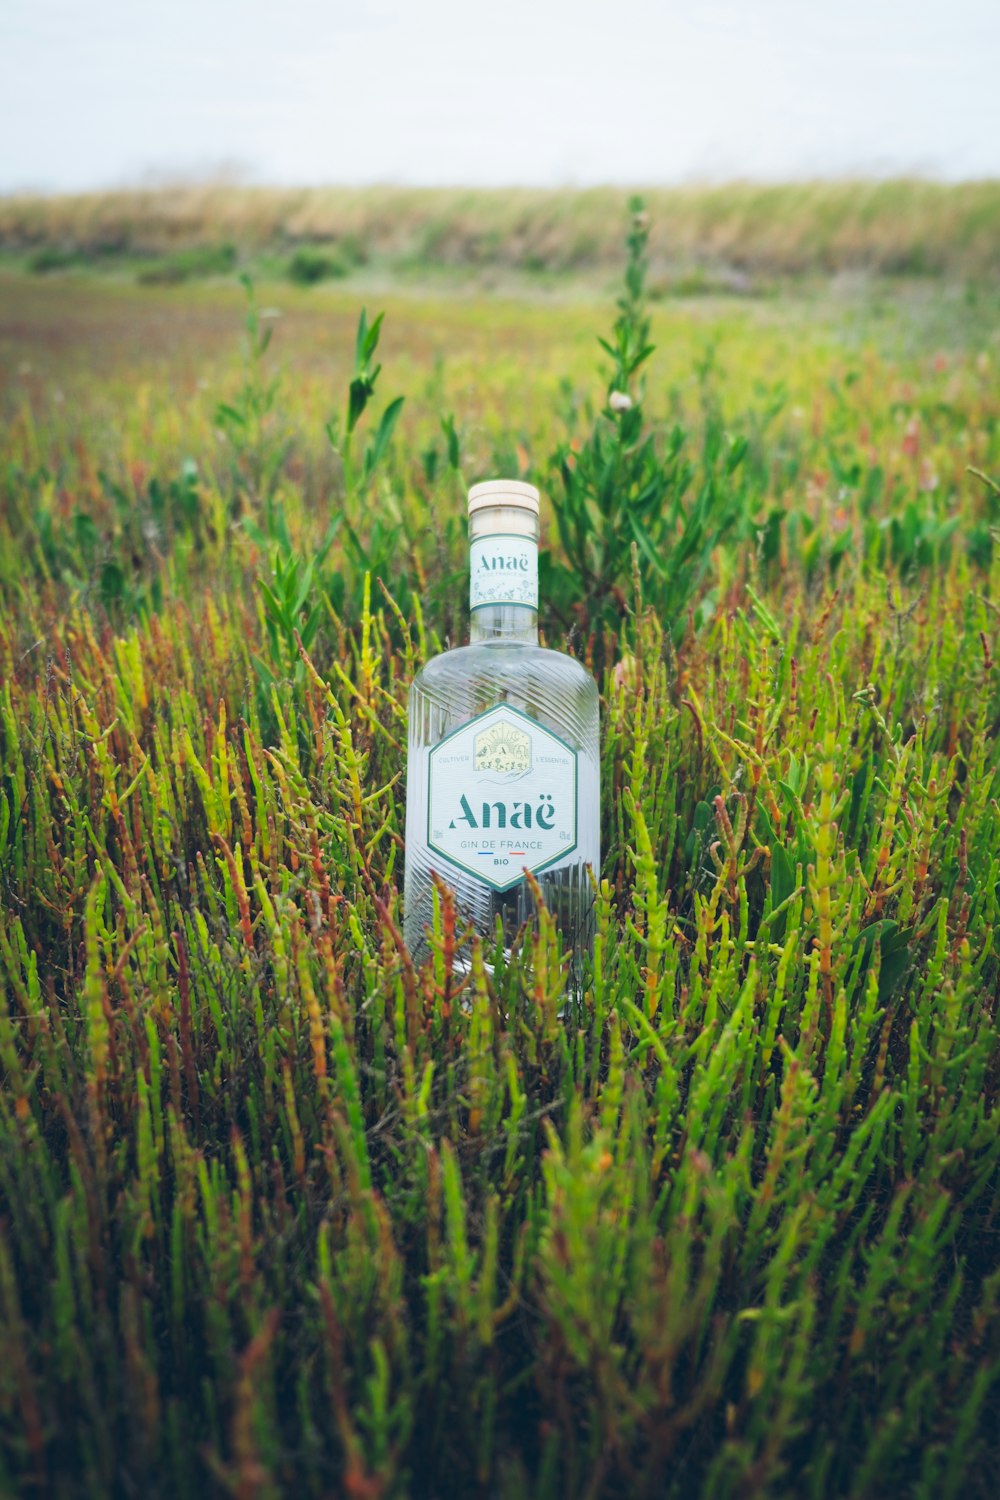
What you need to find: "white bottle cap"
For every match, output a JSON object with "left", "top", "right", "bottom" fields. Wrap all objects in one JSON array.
[{"left": 468, "top": 479, "right": 540, "bottom": 516}]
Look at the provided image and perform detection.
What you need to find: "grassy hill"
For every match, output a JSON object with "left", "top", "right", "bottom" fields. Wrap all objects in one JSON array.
[{"left": 2, "top": 178, "right": 999, "bottom": 286}]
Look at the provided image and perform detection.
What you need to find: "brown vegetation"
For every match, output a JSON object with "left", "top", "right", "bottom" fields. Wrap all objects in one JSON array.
[{"left": 1, "top": 178, "right": 999, "bottom": 279}]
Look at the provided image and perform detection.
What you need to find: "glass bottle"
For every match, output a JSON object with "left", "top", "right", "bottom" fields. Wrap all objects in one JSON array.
[{"left": 403, "top": 479, "right": 600, "bottom": 975}]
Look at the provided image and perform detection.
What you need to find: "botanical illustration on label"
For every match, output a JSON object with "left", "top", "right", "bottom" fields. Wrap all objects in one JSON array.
[
  {"left": 469, "top": 536, "right": 538, "bottom": 611},
  {"left": 474, "top": 718, "right": 531, "bottom": 774},
  {"left": 427, "top": 704, "right": 577, "bottom": 891}
]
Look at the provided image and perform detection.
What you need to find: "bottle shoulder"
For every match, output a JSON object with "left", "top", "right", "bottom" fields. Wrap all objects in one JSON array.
[
  {"left": 409, "top": 641, "right": 599, "bottom": 753},
  {"left": 414, "top": 641, "right": 597, "bottom": 689}
]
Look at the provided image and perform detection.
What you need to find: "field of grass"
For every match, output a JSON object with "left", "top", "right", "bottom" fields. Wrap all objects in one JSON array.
[
  {"left": 1, "top": 199, "right": 999, "bottom": 1498},
  {"left": 3, "top": 179, "right": 1000, "bottom": 287}
]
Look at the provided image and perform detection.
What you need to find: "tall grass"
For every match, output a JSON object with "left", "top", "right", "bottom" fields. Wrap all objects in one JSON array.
[
  {"left": 2, "top": 178, "right": 1000, "bottom": 282},
  {"left": 0, "top": 211, "right": 999, "bottom": 1497}
]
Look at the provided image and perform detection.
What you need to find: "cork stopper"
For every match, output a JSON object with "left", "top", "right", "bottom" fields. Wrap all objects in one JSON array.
[{"left": 468, "top": 479, "right": 540, "bottom": 516}]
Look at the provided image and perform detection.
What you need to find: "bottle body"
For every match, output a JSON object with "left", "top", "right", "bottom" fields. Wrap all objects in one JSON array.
[
  {"left": 403, "top": 479, "right": 599, "bottom": 971},
  {"left": 403, "top": 640, "right": 600, "bottom": 966}
]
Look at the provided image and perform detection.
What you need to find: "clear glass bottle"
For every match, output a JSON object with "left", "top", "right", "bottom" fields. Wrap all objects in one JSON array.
[{"left": 404, "top": 479, "right": 600, "bottom": 973}]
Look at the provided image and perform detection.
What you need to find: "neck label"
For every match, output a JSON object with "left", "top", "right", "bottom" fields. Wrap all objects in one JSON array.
[{"left": 470, "top": 535, "right": 538, "bottom": 611}]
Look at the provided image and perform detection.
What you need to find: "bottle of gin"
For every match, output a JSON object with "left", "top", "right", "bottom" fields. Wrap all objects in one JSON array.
[{"left": 404, "top": 479, "right": 600, "bottom": 971}]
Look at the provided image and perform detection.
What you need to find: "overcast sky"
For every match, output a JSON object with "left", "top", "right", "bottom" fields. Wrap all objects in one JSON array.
[{"left": 2, "top": 0, "right": 998, "bottom": 193}]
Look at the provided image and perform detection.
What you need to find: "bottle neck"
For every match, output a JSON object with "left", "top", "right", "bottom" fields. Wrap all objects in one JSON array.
[
  {"left": 470, "top": 603, "right": 538, "bottom": 644},
  {"left": 468, "top": 503, "right": 539, "bottom": 646}
]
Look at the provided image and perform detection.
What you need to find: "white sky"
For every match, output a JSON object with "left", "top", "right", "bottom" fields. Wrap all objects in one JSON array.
[{"left": 1, "top": 0, "right": 998, "bottom": 192}]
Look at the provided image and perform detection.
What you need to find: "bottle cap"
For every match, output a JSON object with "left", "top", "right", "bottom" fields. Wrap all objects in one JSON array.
[{"left": 468, "top": 479, "right": 540, "bottom": 516}]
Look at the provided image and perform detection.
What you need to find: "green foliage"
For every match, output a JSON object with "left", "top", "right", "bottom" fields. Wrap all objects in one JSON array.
[
  {"left": 253, "top": 526, "right": 339, "bottom": 690},
  {"left": 286, "top": 245, "right": 348, "bottom": 285},
  {"left": 241, "top": 304, "right": 410, "bottom": 733},
  {"left": 546, "top": 199, "right": 744, "bottom": 643},
  {"left": 286, "top": 239, "right": 365, "bottom": 285},
  {"left": 136, "top": 241, "right": 237, "bottom": 285},
  {"left": 323, "top": 307, "right": 410, "bottom": 608},
  {"left": 214, "top": 274, "right": 292, "bottom": 509},
  {"left": 26, "top": 240, "right": 131, "bottom": 274},
  {"left": 0, "top": 217, "right": 999, "bottom": 1498},
  {"left": 27, "top": 243, "right": 84, "bottom": 273}
]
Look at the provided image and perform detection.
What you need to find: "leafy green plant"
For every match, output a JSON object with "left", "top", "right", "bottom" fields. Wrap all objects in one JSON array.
[
  {"left": 255, "top": 530, "right": 338, "bottom": 686},
  {"left": 326, "top": 308, "right": 405, "bottom": 483},
  {"left": 215, "top": 274, "right": 292, "bottom": 510},
  {"left": 323, "top": 308, "right": 410, "bottom": 603},
  {"left": 546, "top": 198, "right": 744, "bottom": 645},
  {"left": 247, "top": 307, "right": 410, "bottom": 722}
]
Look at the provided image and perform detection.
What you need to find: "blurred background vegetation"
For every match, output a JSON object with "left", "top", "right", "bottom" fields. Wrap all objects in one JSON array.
[{"left": 2, "top": 179, "right": 999, "bottom": 290}]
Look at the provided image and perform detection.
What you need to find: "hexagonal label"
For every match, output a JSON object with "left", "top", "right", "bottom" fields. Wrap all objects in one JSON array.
[{"left": 427, "top": 705, "right": 578, "bottom": 892}]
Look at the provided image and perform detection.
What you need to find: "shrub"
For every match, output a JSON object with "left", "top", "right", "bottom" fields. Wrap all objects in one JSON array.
[
  {"left": 27, "top": 243, "right": 82, "bottom": 273},
  {"left": 137, "top": 241, "right": 237, "bottom": 285},
  {"left": 286, "top": 244, "right": 348, "bottom": 284}
]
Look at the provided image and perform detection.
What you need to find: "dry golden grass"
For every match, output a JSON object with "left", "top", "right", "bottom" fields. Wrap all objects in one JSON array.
[{"left": 2, "top": 179, "right": 999, "bottom": 279}]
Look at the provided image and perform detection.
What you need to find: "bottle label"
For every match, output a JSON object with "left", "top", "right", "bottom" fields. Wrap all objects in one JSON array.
[
  {"left": 426, "top": 704, "right": 578, "bottom": 891},
  {"left": 469, "top": 535, "right": 538, "bottom": 611}
]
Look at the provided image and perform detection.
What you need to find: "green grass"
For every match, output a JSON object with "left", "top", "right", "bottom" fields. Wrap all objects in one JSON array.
[{"left": 0, "top": 210, "right": 999, "bottom": 1498}]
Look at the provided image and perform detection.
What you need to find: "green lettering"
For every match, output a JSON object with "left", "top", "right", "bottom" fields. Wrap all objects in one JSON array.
[
  {"left": 450, "top": 794, "right": 478, "bottom": 830},
  {"left": 509, "top": 801, "right": 532, "bottom": 829}
]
